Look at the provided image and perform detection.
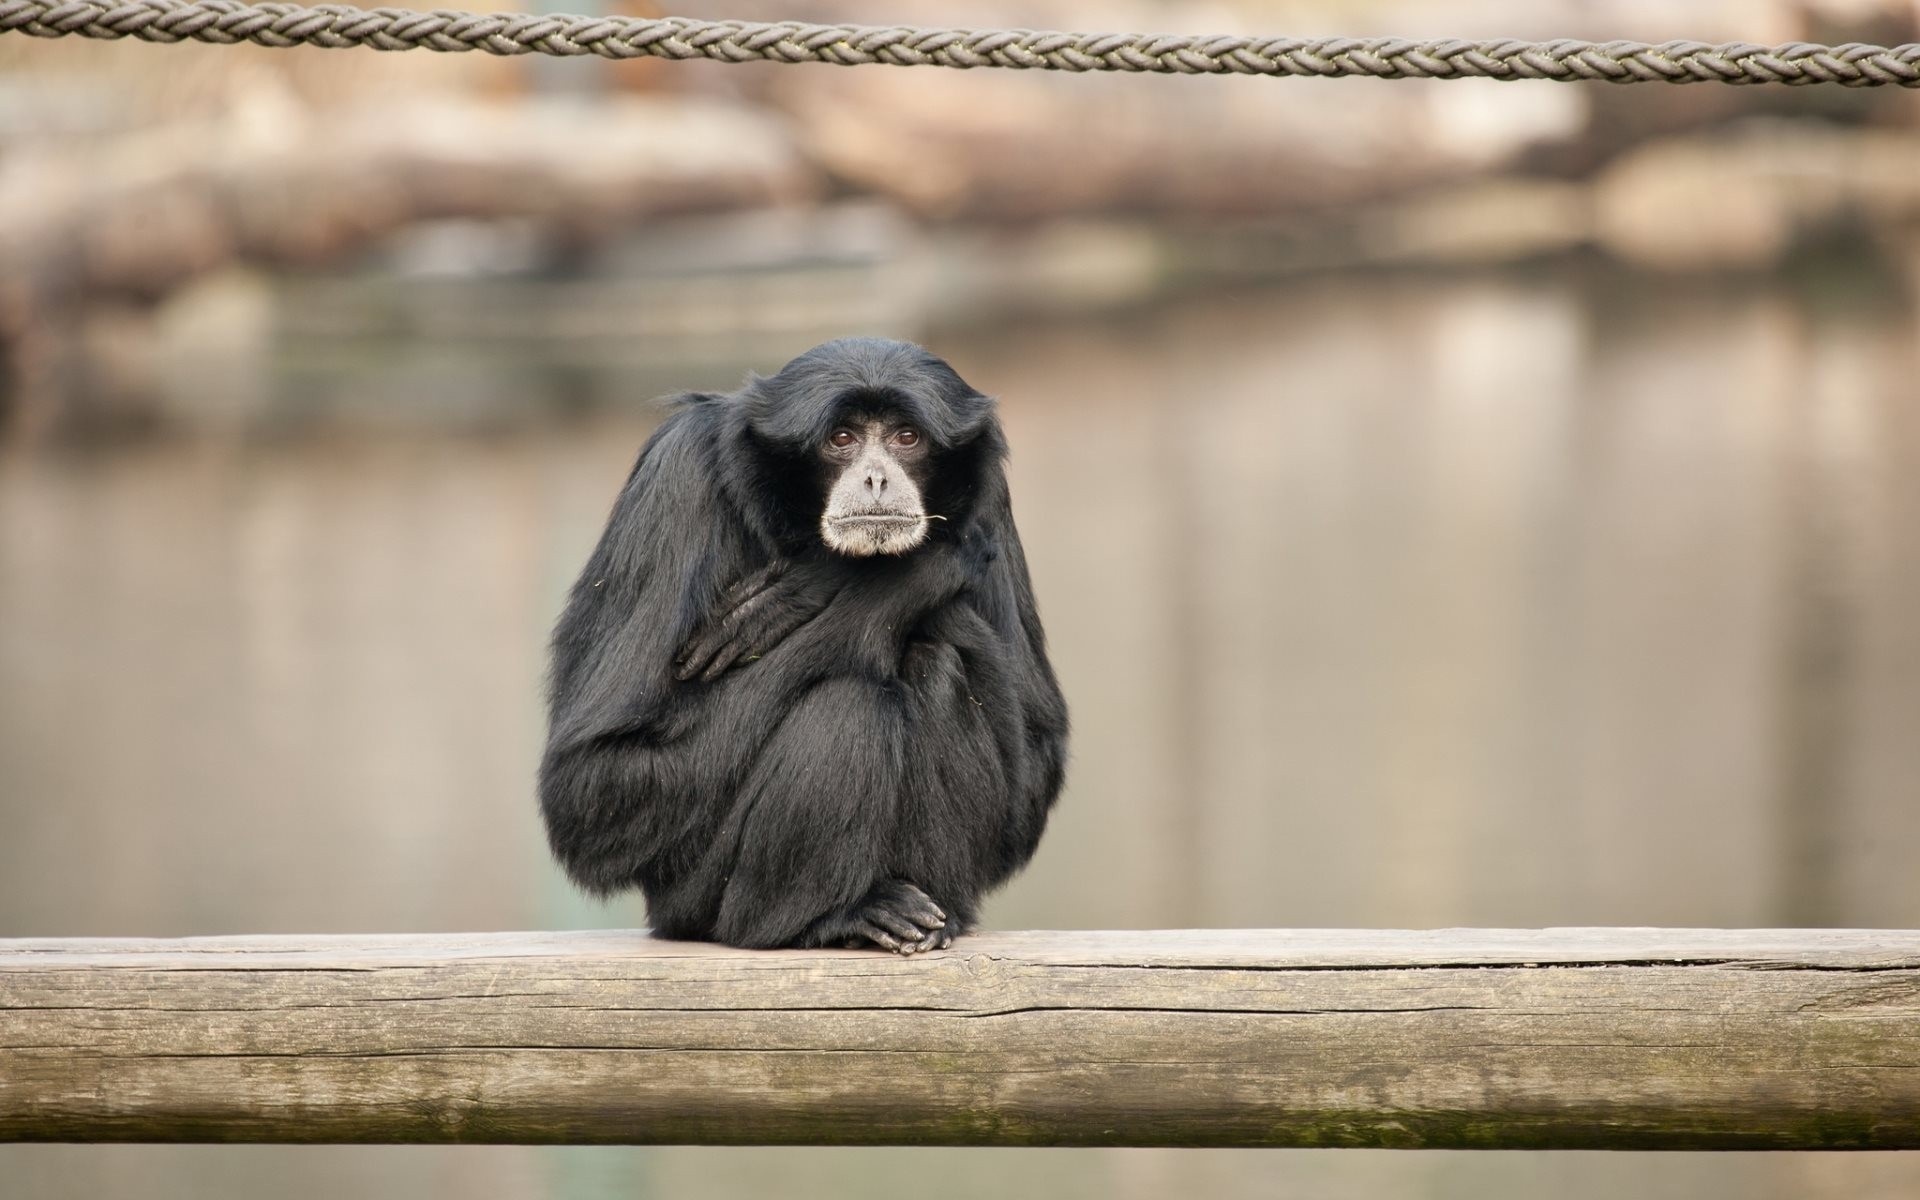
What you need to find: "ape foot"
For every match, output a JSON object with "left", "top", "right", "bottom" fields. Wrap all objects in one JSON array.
[{"left": 840, "top": 880, "right": 955, "bottom": 956}]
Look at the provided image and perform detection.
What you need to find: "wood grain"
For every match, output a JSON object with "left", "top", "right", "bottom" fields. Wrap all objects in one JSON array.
[{"left": 3, "top": 929, "right": 1917, "bottom": 1147}]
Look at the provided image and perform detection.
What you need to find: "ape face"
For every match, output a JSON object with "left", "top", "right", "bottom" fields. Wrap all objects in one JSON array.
[
  {"left": 816, "top": 410, "right": 934, "bottom": 557},
  {"left": 737, "top": 339, "right": 995, "bottom": 561}
]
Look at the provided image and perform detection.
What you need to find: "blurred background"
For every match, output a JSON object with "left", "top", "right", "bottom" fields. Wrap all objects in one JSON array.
[{"left": 4, "top": 0, "right": 1920, "bottom": 1195}]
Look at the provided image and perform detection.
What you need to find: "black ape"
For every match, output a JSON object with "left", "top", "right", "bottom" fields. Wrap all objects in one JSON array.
[{"left": 538, "top": 338, "right": 1068, "bottom": 954}]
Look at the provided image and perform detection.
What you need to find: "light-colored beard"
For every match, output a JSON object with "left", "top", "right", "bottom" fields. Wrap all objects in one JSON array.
[{"left": 821, "top": 513, "right": 930, "bottom": 557}]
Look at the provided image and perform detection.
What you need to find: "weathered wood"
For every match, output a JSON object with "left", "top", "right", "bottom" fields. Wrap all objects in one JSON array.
[{"left": 2, "top": 929, "right": 1917, "bottom": 1148}]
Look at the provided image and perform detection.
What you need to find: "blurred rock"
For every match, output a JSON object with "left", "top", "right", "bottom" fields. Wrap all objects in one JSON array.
[
  {"left": 0, "top": 84, "right": 817, "bottom": 428},
  {"left": 383, "top": 221, "right": 553, "bottom": 279},
  {"left": 152, "top": 269, "right": 274, "bottom": 429},
  {"left": 753, "top": 6, "right": 1577, "bottom": 223},
  {"left": 1595, "top": 122, "right": 1920, "bottom": 269},
  {"left": 1366, "top": 179, "right": 1591, "bottom": 265},
  {"left": 700, "top": 0, "right": 1892, "bottom": 220},
  {"left": 0, "top": 85, "right": 817, "bottom": 317}
]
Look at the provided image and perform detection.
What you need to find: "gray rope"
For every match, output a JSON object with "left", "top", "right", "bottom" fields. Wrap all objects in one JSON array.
[{"left": 3, "top": 1, "right": 1920, "bottom": 85}]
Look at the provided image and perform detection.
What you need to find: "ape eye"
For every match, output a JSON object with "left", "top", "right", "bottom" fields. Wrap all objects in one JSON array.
[
  {"left": 828, "top": 429, "right": 857, "bottom": 449},
  {"left": 895, "top": 429, "right": 920, "bottom": 447}
]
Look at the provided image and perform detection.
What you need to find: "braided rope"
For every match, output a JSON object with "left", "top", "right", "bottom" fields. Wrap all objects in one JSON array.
[{"left": 3, "top": 0, "right": 1919, "bottom": 85}]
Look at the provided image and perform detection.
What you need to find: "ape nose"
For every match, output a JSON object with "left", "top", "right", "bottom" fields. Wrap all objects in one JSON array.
[{"left": 864, "top": 467, "right": 887, "bottom": 497}]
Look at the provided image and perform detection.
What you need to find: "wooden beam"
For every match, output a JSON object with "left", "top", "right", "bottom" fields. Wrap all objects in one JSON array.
[{"left": 3, "top": 929, "right": 1918, "bottom": 1148}]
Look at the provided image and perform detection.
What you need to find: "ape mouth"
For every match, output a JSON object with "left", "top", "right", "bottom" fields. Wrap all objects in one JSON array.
[{"left": 821, "top": 512, "right": 932, "bottom": 557}]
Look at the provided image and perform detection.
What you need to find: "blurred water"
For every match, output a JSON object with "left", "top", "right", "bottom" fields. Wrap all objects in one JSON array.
[{"left": 3, "top": 265, "right": 1919, "bottom": 1197}]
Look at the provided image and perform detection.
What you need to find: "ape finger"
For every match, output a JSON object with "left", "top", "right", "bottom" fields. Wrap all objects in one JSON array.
[
  {"left": 679, "top": 604, "right": 771, "bottom": 682},
  {"left": 695, "top": 632, "right": 756, "bottom": 684},
  {"left": 731, "top": 600, "right": 824, "bottom": 668},
  {"left": 723, "top": 563, "right": 785, "bottom": 610},
  {"left": 892, "top": 884, "right": 947, "bottom": 929},
  {"left": 864, "top": 907, "right": 925, "bottom": 942},
  {"left": 852, "top": 920, "right": 905, "bottom": 954},
  {"left": 673, "top": 627, "right": 734, "bottom": 682}
]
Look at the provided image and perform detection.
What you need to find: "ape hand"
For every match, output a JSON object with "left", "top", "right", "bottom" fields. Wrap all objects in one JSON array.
[{"left": 674, "top": 563, "right": 828, "bottom": 683}]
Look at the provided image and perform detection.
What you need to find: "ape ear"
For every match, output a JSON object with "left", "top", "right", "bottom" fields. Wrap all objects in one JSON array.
[{"left": 909, "top": 371, "right": 998, "bottom": 450}]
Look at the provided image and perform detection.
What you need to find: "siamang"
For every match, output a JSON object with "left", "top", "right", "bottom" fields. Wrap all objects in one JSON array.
[{"left": 538, "top": 338, "right": 1068, "bottom": 954}]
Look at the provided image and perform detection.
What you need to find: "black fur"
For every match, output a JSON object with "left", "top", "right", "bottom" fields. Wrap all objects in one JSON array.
[{"left": 538, "top": 338, "right": 1069, "bottom": 951}]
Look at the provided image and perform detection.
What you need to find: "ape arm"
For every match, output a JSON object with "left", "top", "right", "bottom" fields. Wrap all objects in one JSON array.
[
  {"left": 674, "top": 549, "right": 973, "bottom": 686},
  {"left": 960, "top": 502, "right": 1070, "bottom": 878},
  {"left": 540, "top": 401, "right": 759, "bottom": 894},
  {"left": 547, "top": 400, "right": 775, "bottom": 746}
]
